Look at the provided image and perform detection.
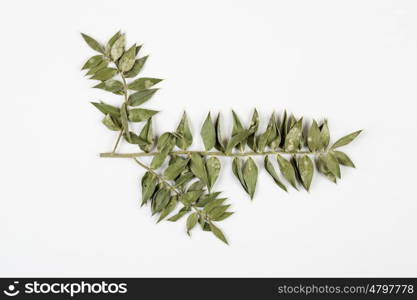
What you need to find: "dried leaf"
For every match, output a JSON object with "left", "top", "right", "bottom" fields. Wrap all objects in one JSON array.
[
  {"left": 226, "top": 130, "right": 249, "bottom": 153},
  {"left": 157, "top": 196, "right": 178, "bottom": 222},
  {"left": 168, "top": 207, "right": 190, "bottom": 222},
  {"left": 181, "top": 190, "right": 203, "bottom": 206},
  {"left": 231, "top": 111, "right": 246, "bottom": 151},
  {"left": 333, "top": 150, "right": 355, "bottom": 168},
  {"left": 110, "top": 34, "right": 125, "bottom": 60},
  {"left": 232, "top": 157, "right": 248, "bottom": 193},
  {"left": 264, "top": 156, "right": 287, "bottom": 192},
  {"left": 276, "top": 154, "right": 298, "bottom": 189},
  {"left": 201, "top": 112, "right": 216, "bottom": 151},
  {"left": 128, "top": 78, "right": 163, "bottom": 91},
  {"left": 82, "top": 55, "right": 104, "bottom": 70},
  {"left": 284, "top": 118, "right": 303, "bottom": 152},
  {"left": 141, "top": 172, "right": 158, "bottom": 206},
  {"left": 93, "top": 79, "right": 123, "bottom": 94},
  {"left": 153, "top": 188, "right": 170, "bottom": 214},
  {"left": 128, "top": 108, "right": 158, "bottom": 122},
  {"left": 190, "top": 153, "right": 208, "bottom": 187},
  {"left": 175, "top": 112, "right": 193, "bottom": 150},
  {"left": 247, "top": 109, "right": 259, "bottom": 151},
  {"left": 91, "top": 68, "right": 118, "bottom": 81},
  {"left": 243, "top": 157, "right": 258, "bottom": 199},
  {"left": 138, "top": 118, "right": 154, "bottom": 152},
  {"left": 297, "top": 155, "right": 314, "bottom": 191},
  {"left": 119, "top": 44, "right": 137, "bottom": 72},
  {"left": 331, "top": 130, "right": 362, "bottom": 149},
  {"left": 206, "top": 157, "right": 221, "bottom": 190},
  {"left": 214, "top": 113, "right": 226, "bottom": 152},
  {"left": 81, "top": 33, "right": 104, "bottom": 53},
  {"left": 307, "top": 120, "right": 321, "bottom": 152},
  {"left": 211, "top": 212, "right": 233, "bottom": 222},
  {"left": 209, "top": 222, "right": 228, "bottom": 244},
  {"left": 321, "top": 152, "right": 341, "bottom": 179},
  {"left": 320, "top": 120, "right": 330, "bottom": 150},
  {"left": 102, "top": 114, "right": 121, "bottom": 131},
  {"left": 128, "top": 89, "right": 158, "bottom": 106},
  {"left": 91, "top": 102, "right": 120, "bottom": 117},
  {"left": 124, "top": 56, "right": 148, "bottom": 78},
  {"left": 164, "top": 158, "right": 189, "bottom": 180},
  {"left": 186, "top": 212, "right": 199, "bottom": 235}
]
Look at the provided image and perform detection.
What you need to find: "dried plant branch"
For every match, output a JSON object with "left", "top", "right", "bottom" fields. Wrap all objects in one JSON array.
[{"left": 81, "top": 31, "right": 362, "bottom": 244}]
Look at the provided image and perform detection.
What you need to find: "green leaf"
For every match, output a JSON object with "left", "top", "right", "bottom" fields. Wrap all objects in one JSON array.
[
  {"left": 208, "top": 205, "right": 230, "bottom": 219},
  {"left": 124, "top": 56, "right": 148, "bottom": 78},
  {"left": 276, "top": 154, "right": 298, "bottom": 189},
  {"left": 321, "top": 152, "right": 341, "bottom": 178},
  {"left": 157, "top": 196, "right": 178, "bottom": 223},
  {"left": 257, "top": 113, "right": 277, "bottom": 152},
  {"left": 124, "top": 132, "right": 148, "bottom": 145},
  {"left": 153, "top": 188, "right": 171, "bottom": 214},
  {"left": 168, "top": 207, "right": 190, "bottom": 222},
  {"left": 151, "top": 135, "right": 175, "bottom": 169},
  {"left": 307, "top": 120, "right": 321, "bottom": 152},
  {"left": 279, "top": 110, "right": 288, "bottom": 148},
  {"left": 206, "top": 157, "right": 221, "bottom": 191},
  {"left": 120, "top": 103, "right": 130, "bottom": 142},
  {"left": 91, "top": 102, "right": 120, "bottom": 117},
  {"left": 316, "top": 156, "right": 337, "bottom": 183},
  {"left": 164, "top": 158, "right": 189, "bottom": 180},
  {"left": 209, "top": 223, "right": 228, "bottom": 244},
  {"left": 211, "top": 212, "right": 234, "bottom": 222},
  {"left": 106, "top": 31, "right": 121, "bottom": 55},
  {"left": 175, "top": 112, "right": 193, "bottom": 150},
  {"left": 128, "top": 78, "right": 163, "bottom": 91},
  {"left": 110, "top": 34, "right": 125, "bottom": 60},
  {"left": 284, "top": 118, "right": 303, "bottom": 152},
  {"left": 333, "top": 150, "right": 355, "bottom": 168},
  {"left": 225, "top": 130, "right": 249, "bottom": 153},
  {"left": 86, "top": 60, "right": 109, "bottom": 76},
  {"left": 264, "top": 156, "right": 287, "bottom": 192},
  {"left": 102, "top": 114, "right": 121, "bottom": 131},
  {"left": 190, "top": 153, "right": 208, "bottom": 187},
  {"left": 119, "top": 44, "right": 137, "bottom": 72},
  {"left": 242, "top": 157, "right": 258, "bottom": 199},
  {"left": 141, "top": 172, "right": 158, "bottom": 206},
  {"left": 138, "top": 118, "right": 154, "bottom": 152},
  {"left": 93, "top": 79, "right": 123, "bottom": 94},
  {"left": 231, "top": 111, "right": 245, "bottom": 151},
  {"left": 175, "top": 172, "right": 194, "bottom": 189},
  {"left": 247, "top": 109, "right": 259, "bottom": 151},
  {"left": 181, "top": 190, "right": 203, "bottom": 206},
  {"left": 214, "top": 113, "right": 226, "bottom": 152},
  {"left": 201, "top": 112, "right": 216, "bottom": 151},
  {"left": 157, "top": 132, "right": 175, "bottom": 151},
  {"left": 297, "top": 155, "right": 314, "bottom": 191},
  {"left": 91, "top": 68, "right": 118, "bottom": 81},
  {"left": 320, "top": 120, "right": 330, "bottom": 150},
  {"left": 331, "top": 130, "right": 362, "bottom": 149},
  {"left": 232, "top": 157, "right": 248, "bottom": 193},
  {"left": 186, "top": 212, "right": 199, "bottom": 235},
  {"left": 128, "top": 108, "right": 158, "bottom": 122},
  {"left": 82, "top": 55, "right": 104, "bottom": 70},
  {"left": 81, "top": 33, "right": 104, "bottom": 53},
  {"left": 188, "top": 180, "right": 205, "bottom": 191},
  {"left": 203, "top": 197, "right": 227, "bottom": 212},
  {"left": 128, "top": 89, "right": 158, "bottom": 106}
]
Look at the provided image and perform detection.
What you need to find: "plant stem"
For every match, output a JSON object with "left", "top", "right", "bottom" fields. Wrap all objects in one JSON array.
[
  {"left": 112, "top": 130, "right": 124, "bottom": 153},
  {"left": 101, "top": 150, "right": 316, "bottom": 158}
]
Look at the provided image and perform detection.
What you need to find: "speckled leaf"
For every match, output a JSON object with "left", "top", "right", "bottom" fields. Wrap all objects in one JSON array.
[
  {"left": 128, "top": 78, "right": 163, "bottom": 91},
  {"left": 138, "top": 118, "right": 154, "bottom": 152},
  {"left": 201, "top": 112, "right": 216, "bottom": 151},
  {"left": 119, "top": 44, "right": 137, "bottom": 72},
  {"left": 284, "top": 118, "right": 303, "bottom": 152},
  {"left": 264, "top": 156, "right": 287, "bottom": 192},
  {"left": 232, "top": 157, "right": 247, "bottom": 193},
  {"left": 86, "top": 60, "right": 108, "bottom": 76},
  {"left": 297, "top": 155, "right": 314, "bottom": 191},
  {"left": 106, "top": 31, "right": 121, "bottom": 55},
  {"left": 231, "top": 111, "right": 245, "bottom": 151},
  {"left": 322, "top": 152, "right": 341, "bottom": 179},
  {"left": 316, "top": 156, "right": 337, "bottom": 183},
  {"left": 91, "top": 68, "right": 118, "bottom": 81},
  {"left": 206, "top": 157, "right": 221, "bottom": 190},
  {"left": 175, "top": 112, "right": 193, "bottom": 150},
  {"left": 110, "top": 34, "right": 125, "bottom": 60},
  {"left": 102, "top": 114, "right": 121, "bottom": 131},
  {"left": 333, "top": 150, "right": 355, "bottom": 168},
  {"left": 307, "top": 120, "right": 321, "bottom": 152},
  {"left": 81, "top": 33, "right": 104, "bottom": 53},
  {"left": 247, "top": 109, "right": 259, "bottom": 151},
  {"left": 279, "top": 110, "right": 288, "bottom": 147},
  {"left": 331, "top": 130, "right": 362, "bottom": 149},
  {"left": 128, "top": 108, "right": 158, "bottom": 122},
  {"left": 226, "top": 130, "right": 249, "bottom": 153},
  {"left": 128, "top": 89, "right": 158, "bottom": 106},
  {"left": 82, "top": 55, "right": 104, "bottom": 70},
  {"left": 120, "top": 103, "right": 130, "bottom": 141},
  {"left": 243, "top": 157, "right": 258, "bottom": 199},
  {"left": 276, "top": 154, "right": 298, "bottom": 189},
  {"left": 181, "top": 190, "right": 203, "bottom": 206},
  {"left": 124, "top": 56, "right": 148, "bottom": 78},
  {"left": 93, "top": 79, "right": 123, "bottom": 94}
]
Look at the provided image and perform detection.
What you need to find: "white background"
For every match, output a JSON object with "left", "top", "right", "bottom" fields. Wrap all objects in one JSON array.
[{"left": 1, "top": 0, "right": 416, "bottom": 277}]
